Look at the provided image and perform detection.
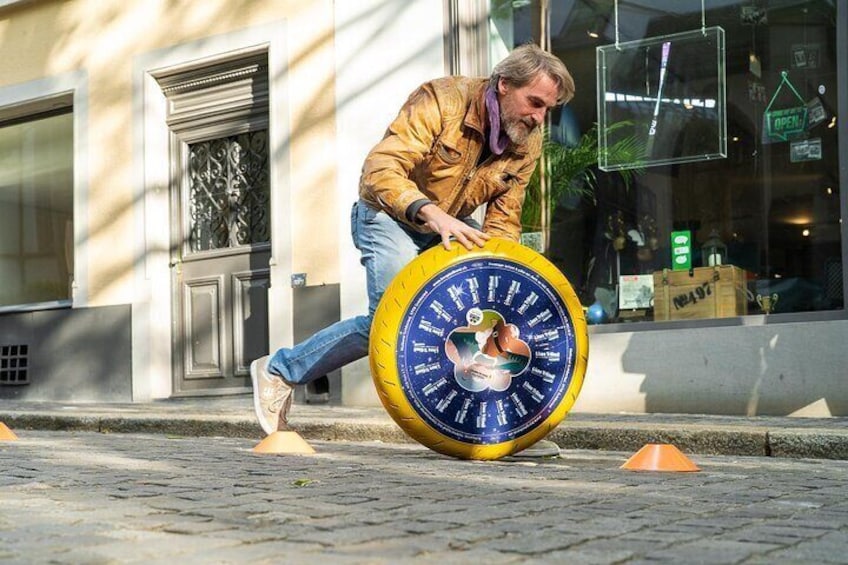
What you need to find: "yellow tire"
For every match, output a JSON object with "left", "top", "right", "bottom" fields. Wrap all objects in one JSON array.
[{"left": 369, "top": 237, "right": 588, "bottom": 460}]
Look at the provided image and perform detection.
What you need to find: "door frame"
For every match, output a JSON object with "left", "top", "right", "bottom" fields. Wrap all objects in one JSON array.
[{"left": 133, "top": 23, "right": 294, "bottom": 400}]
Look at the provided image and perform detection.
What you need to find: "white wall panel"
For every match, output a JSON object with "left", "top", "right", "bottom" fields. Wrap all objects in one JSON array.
[{"left": 334, "top": 0, "right": 445, "bottom": 406}]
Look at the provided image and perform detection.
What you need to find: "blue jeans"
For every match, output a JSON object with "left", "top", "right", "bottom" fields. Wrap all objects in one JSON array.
[{"left": 268, "top": 199, "right": 481, "bottom": 385}]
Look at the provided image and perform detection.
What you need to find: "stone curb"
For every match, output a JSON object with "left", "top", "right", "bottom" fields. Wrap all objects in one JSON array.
[
  {"left": 3, "top": 411, "right": 848, "bottom": 460},
  {"left": 768, "top": 430, "right": 848, "bottom": 460},
  {"left": 548, "top": 425, "right": 770, "bottom": 458}
]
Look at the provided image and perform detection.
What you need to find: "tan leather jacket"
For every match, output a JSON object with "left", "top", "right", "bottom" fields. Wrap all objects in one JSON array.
[{"left": 359, "top": 76, "right": 541, "bottom": 242}]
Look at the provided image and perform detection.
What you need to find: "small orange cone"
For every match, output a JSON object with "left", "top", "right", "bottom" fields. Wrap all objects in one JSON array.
[
  {"left": 0, "top": 422, "right": 18, "bottom": 441},
  {"left": 252, "top": 431, "right": 315, "bottom": 455},
  {"left": 620, "top": 443, "right": 699, "bottom": 472}
]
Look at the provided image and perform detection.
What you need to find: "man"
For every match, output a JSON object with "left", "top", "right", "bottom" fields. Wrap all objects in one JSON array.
[{"left": 251, "top": 43, "right": 575, "bottom": 434}]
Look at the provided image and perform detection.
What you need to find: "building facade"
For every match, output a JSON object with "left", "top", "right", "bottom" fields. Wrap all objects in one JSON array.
[{"left": 0, "top": 0, "right": 845, "bottom": 416}]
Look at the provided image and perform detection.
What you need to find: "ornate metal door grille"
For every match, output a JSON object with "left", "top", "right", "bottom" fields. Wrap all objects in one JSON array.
[{"left": 187, "top": 130, "right": 270, "bottom": 252}]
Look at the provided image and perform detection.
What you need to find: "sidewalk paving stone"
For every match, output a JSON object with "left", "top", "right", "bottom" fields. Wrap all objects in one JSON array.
[{"left": 2, "top": 431, "right": 848, "bottom": 562}]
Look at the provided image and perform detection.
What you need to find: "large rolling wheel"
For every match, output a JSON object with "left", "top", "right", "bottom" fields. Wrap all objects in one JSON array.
[{"left": 369, "top": 237, "right": 588, "bottom": 460}]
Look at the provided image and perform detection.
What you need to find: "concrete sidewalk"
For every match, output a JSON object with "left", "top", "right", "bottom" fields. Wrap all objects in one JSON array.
[{"left": 2, "top": 396, "right": 847, "bottom": 460}]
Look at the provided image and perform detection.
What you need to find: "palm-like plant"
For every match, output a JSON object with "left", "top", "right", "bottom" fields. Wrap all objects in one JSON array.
[{"left": 521, "top": 121, "right": 645, "bottom": 233}]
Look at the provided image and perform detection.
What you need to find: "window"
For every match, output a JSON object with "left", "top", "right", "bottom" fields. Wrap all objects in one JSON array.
[
  {"left": 490, "top": 0, "right": 842, "bottom": 323},
  {"left": 0, "top": 107, "right": 73, "bottom": 308},
  {"left": 186, "top": 130, "right": 270, "bottom": 253}
]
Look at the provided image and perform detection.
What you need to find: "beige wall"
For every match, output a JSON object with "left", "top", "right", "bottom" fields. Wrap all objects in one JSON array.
[{"left": 0, "top": 0, "right": 339, "bottom": 306}]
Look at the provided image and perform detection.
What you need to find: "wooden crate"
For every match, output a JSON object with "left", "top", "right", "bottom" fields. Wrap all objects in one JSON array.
[{"left": 653, "top": 265, "right": 749, "bottom": 321}]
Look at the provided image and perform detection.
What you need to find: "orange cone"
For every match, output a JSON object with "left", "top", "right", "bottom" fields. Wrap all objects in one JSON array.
[
  {"left": 620, "top": 443, "right": 699, "bottom": 472},
  {"left": 0, "top": 422, "right": 18, "bottom": 441},
  {"left": 252, "top": 430, "right": 315, "bottom": 455}
]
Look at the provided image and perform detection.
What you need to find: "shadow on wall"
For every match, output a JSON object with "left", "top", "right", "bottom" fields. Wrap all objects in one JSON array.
[{"left": 620, "top": 319, "right": 848, "bottom": 416}]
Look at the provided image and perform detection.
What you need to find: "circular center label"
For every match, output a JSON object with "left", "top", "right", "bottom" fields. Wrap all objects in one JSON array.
[{"left": 396, "top": 257, "right": 577, "bottom": 444}]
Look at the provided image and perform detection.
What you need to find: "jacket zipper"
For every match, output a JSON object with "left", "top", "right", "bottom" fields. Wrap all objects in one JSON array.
[
  {"left": 449, "top": 152, "right": 495, "bottom": 217},
  {"left": 465, "top": 152, "right": 495, "bottom": 185}
]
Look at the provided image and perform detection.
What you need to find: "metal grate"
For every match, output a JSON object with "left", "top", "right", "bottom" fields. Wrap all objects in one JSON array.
[
  {"left": 0, "top": 344, "right": 29, "bottom": 385},
  {"left": 187, "top": 130, "right": 270, "bottom": 252}
]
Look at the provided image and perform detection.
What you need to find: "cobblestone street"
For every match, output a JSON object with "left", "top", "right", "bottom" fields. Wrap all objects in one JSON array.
[{"left": 2, "top": 431, "right": 848, "bottom": 564}]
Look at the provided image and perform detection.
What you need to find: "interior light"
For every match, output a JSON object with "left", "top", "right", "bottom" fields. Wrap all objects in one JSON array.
[
  {"left": 786, "top": 216, "right": 812, "bottom": 225},
  {"left": 732, "top": 136, "right": 740, "bottom": 142},
  {"left": 802, "top": 229, "right": 810, "bottom": 237},
  {"left": 827, "top": 187, "right": 833, "bottom": 195},
  {"left": 829, "top": 117, "right": 837, "bottom": 128},
  {"left": 586, "top": 14, "right": 606, "bottom": 40}
]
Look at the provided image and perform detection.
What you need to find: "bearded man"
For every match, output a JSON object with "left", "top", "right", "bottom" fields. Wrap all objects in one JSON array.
[{"left": 251, "top": 43, "right": 575, "bottom": 434}]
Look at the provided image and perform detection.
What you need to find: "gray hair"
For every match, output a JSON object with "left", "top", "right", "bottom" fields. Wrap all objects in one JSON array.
[{"left": 490, "top": 43, "right": 575, "bottom": 105}]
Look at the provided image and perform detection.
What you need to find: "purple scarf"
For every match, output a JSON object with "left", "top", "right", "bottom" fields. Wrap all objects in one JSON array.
[{"left": 484, "top": 86, "right": 510, "bottom": 155}]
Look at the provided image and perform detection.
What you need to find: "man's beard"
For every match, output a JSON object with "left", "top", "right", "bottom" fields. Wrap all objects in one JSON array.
[{"left": 503, "top": 116, "right": 538, "bottom": 145}]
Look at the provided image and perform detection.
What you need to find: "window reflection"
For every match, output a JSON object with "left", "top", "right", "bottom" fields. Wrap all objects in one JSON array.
[
  {"left": 0, "top": 110, "right": 74, "bottom": 308},
  {"left": 491, "top": 0, "right": 842, "bottom": 322}
]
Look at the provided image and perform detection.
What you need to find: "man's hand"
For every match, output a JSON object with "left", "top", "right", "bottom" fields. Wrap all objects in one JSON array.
[{"left": 416, "top": 203, "right": 490, "bottom": 250}]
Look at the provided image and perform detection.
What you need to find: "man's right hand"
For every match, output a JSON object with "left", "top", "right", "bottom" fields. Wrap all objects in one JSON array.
[{"left": 416, "top": 203, "right": 490, "bottom": 251}]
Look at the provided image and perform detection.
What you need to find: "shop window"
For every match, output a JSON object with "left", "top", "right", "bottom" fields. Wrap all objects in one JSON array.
[
  {"left": 0, "top": 107, "right": 73, "bottom": 309},
  {"left": 490, "top": 0, "right": 842, "bottom": 323}
]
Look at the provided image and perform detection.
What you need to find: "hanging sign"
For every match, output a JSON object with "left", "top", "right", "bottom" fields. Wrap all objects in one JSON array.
[
  {"left": 763, "top": 71, "right": 807, "bottom": 143},
  {"left": 766, "top": 107, "right": 807, "bottom": 140},
  {"left": 596, "top": 26, "right": 727, "bottom": 171}
]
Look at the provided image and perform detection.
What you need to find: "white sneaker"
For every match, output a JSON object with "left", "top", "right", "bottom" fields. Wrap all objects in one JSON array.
[{"left": 250, "top": 356, "right": 294, "bottom": 435}]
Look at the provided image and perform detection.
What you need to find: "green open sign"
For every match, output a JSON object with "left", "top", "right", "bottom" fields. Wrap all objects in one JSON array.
[{"left": 766, "top": 106, "right": 807, "bottom": 140}]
